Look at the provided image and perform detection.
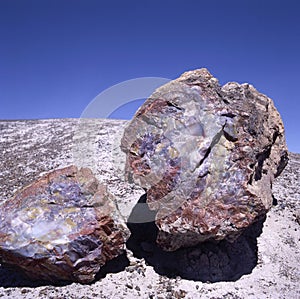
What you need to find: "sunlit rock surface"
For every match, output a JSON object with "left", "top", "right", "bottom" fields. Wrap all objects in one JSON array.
[
  {"left": 0, "top": 165, "right": 129, "bottom": 283},
  {"left": 121, "top": 68, "right": 288, "bottom": 251}
]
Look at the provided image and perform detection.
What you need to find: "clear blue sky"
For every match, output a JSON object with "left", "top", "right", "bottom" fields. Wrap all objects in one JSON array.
[{"left": 0, "top": 0, "right": 299, "bottom": 152}]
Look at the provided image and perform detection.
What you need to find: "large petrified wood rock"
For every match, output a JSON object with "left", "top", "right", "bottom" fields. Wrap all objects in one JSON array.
[
  {"left": 0, "top": 165, "right": 129, "bottom": 283},
  {"left": 121, "top": 68, "right": 288, "bottom": 251}
]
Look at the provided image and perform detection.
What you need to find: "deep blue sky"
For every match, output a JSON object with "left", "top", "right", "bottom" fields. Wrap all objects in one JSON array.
[{"left": 0, "top": 1, "right": 299, "bottom": 152}]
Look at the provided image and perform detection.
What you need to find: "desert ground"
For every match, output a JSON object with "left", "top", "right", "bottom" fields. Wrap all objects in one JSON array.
[{"left": 0, "top": 119, "right": 299, "bottom": 299}]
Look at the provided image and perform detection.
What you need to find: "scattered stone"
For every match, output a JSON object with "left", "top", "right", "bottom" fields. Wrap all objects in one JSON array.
[
  {"left": 125, "top": 283, "right": 133, "bottom": 289},
  {"left": 0, "top": 165, "right": 129, "bottom": 283},
  {"left": 121, "top": 68, "right": 288, "bottom": 251},
  {"left": 174, "top": 289, "right": 187, "bottom": 298},
  {"left": 294, "top": 210, "right": 300, "bottom": 225}
]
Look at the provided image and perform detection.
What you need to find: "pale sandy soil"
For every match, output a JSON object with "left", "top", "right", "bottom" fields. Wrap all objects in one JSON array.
[{"left": 0, "top": 119, "right": 299, "bottom": 299}]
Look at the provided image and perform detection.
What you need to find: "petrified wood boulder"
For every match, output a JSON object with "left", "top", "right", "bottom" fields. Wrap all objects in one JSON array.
[
  {"left": 0, "top": 165, "right": 129, "bottom": 283},
  {"left": 121, "top": 68, "right": 288, "bottom": 251}
]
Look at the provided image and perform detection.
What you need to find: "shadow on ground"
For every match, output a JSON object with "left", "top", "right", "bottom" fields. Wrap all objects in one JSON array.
[
  {"left": 127, "top": 194, "right": 265, "bottom": 283},
  {"left": 0, "top": 252, "right": 129, "bottom": 288}
]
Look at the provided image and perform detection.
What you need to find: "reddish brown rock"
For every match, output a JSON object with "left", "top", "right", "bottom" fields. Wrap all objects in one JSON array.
[
  {"left": 0, "top": 165, "right": 129, "bottom": 283},
  {"left": 121, "top": 68, "right": 288, "bottom": 251}
]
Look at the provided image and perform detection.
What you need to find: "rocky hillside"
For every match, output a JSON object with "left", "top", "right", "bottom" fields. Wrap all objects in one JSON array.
[{"left": 0, "top": 119, "right": 299, "bottom": 299}]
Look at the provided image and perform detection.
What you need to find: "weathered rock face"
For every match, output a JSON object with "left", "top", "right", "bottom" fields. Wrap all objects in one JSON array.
[
  {"left": 0, "top": 165, "right": 129, "bottom": 283},
  {"left": 121, "top": 68, "right": 288, "bottom": 251}
]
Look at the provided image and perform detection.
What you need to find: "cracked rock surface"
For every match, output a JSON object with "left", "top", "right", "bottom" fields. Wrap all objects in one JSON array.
[
  {"left": 0, "top": 165, "right": 129, "bottom": 283},
  {"left": 121, "top": 68, "right": 288, "bottom": 251}
]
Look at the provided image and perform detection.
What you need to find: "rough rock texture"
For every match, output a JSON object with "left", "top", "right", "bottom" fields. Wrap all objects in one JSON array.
[
  {"left": 121, "top": 69, "right": 288, "bottom": 251},
  {"left": 0, "top": 165, "right": 129, "bottom": 283},
  {"left": 0, "top": 119, "right": 299, "bottom": 299}
]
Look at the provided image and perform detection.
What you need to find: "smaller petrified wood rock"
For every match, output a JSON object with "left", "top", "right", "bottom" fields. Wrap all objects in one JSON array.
[
  {"left": 0, "top": 165, "right": 129, "bottom": 283},
  {"left": 121, "top": 68, "right": 288, "bottom": 251}
]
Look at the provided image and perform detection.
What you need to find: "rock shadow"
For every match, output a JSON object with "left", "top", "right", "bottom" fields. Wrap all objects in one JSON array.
[
  {"left": 126, "top": 194, "right": 265, "bottom": 283},
  {"left": 0, "top": 264, "right": 51, "bottom": 288},
  {"left": 0, "top": 252, "right": 129, "bottom": 288},
  {"left": 95, "top": 252, "right": 130, "bottom": 280}
]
